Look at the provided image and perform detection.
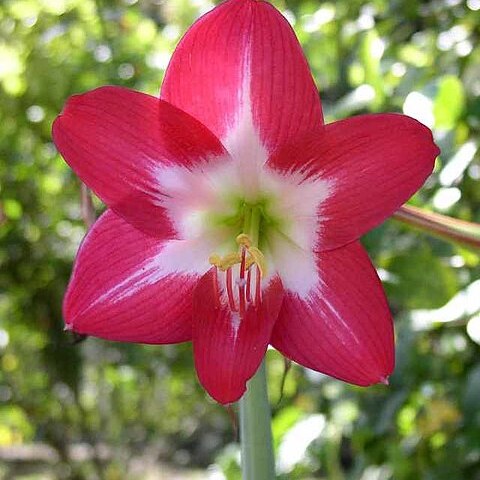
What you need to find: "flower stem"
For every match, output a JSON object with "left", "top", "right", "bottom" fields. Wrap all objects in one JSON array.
[
  {"left": 239, "top": 360, "right": 276, "bottom": 480},
  {"left": 393, "top": 205, "right": 480, "bottom": 250}
]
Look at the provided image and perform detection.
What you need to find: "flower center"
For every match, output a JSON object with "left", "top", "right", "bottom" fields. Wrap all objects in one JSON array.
[
  {"left": 208, "top": 203, "right": 272, "bottom": 314},
  {"left": 158, "top": 161, "right": 329, "bottom": 297},
  {"left": 205, "top": 196, "right": 283, "bottom": 251}
]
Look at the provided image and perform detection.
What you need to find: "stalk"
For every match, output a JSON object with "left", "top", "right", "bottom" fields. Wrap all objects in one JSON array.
[
  {"left": 393, "top": 205, "right": 480, "bottom": 250},
  {"left": 239, "top": 361, "right": 276, "bottom": 480}
]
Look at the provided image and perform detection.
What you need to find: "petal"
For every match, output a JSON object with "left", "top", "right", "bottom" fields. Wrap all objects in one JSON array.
[
  {"left": 271, "top": 242, "right": 394, "bottom": 386},
  {"left": 193, "top": 269, "right": 284, "bottom": 404},
  {"left": 161, "top": 0, "right": 322, "bottom": 154},
  {"left": 64, "top": 209, "right": 199, "bottom": 344},
  {"left": 53, "top": 86, "right": 226, "bottom": 237},
  {"left": 268, "top": 113, "right": 440, "bottom": 251}
]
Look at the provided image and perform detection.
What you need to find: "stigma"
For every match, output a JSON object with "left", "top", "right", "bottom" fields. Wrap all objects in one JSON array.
[{"left": 209, "top": 234, "right": 267, "bottom": 314}]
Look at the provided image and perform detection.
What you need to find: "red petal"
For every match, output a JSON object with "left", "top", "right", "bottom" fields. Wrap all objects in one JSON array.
[
  {"left": 53, "top": 86, "right": 226, "bottom": 237},
  {"left": 161, "top": 0, "right": 322, "bottom": 152},
  {"left": 268, "top": 113, "right": 440, "bottom": 250},
  {"left": 193, "top": 269, "right": 284, "bottom": 404},
  {"left": 271, "top": 242, "right": 394, "bottom": 386},
  {"left": 64, "top": 210, "right": 198, "bottom": 344}
]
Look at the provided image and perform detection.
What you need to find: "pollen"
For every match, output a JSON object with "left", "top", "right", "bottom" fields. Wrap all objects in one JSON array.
[
  {"left": 236, "top": 233, "right": 252, "bottom": 248},
  {"left": 209, "top": 234, "right": 267, "bottom": 276},
  {"left": 209, "top": 252, "right": 242, "bottom": 270}
]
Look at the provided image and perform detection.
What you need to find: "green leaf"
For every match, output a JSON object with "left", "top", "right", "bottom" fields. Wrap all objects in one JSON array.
[
  {"left": 272, "top": 406, "right": 304, "bottom": 451},
  {"left": 434, "top": 75, "right": 466, "bottom": 129},
  {"left": 385, "top": 244, "right": 458, "bottom": 309}
]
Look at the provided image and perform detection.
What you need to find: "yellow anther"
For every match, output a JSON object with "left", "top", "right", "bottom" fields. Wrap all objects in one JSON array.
[
  {"left": 209, "top": 252, "right": 242, "bottom": 271},
  {"left": 236, "top": 233, "right": 252, "bottom": 248},
  {"left": 248, "top": 247, "right": 267, "bottom": 277},
  {"left": 209, "top": 253, "right": 222, "bottom": 266},
  {"left": 245, "top": 256, "right": 256, "bottom": 270},
  {"left": 209, "top": 233, "right": 267, "bottom": 277},
  {"left": 221, "top": 252, "right": 243, "bottom": 270}
]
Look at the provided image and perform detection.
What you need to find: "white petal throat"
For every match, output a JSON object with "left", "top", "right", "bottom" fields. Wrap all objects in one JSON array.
[{"left": 151, "top": 63, "right": 331, "bottom": 297}]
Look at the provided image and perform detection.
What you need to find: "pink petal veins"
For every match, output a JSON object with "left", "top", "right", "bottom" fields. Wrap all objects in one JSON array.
[
  {"left": 53, "top": 86, "right": 226, "bottom": 238},
  {"left": 271, "top": 242, "right": 394, "bottom": 386},
  {"left": 161, "top": 0, "right": 323, "bottom": 154},
  {"left": 64, "top": 210, "right": 199, "bottom": 344},
  {"left": 193, "top": 268, "right": 284, "bottom": 404},
  {"left": 268, "top": 113, "right": 440, "bottom": 251}
]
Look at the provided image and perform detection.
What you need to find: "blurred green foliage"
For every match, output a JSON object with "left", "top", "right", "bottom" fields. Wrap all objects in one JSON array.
[{"left": 0, "top": 0, "right": 479, "bottom": 479}]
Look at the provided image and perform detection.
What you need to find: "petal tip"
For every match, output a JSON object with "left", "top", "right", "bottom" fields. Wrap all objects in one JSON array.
[
  {"left": 56, "top": 86, "right": 124, "bottom": 118},
  {"left": 58, "top": 92, "right": 84, "bottom": 116},
  {"left": 51, "top": 95, "right": 80, "bottom": 140},
  {"left": 202, "top": 380, "right": 247, "bottom": 405},
  {"left": 63, "top": 322, "right": 74, "bottom": 332},
  {"left": 217, "top": 389, "right": 246, "bottom": 406},
  {"left": 379, "top": 375, "right": 390, "bottom": 386}
]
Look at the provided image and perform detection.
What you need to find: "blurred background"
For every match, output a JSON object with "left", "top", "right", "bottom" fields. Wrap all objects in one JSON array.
[{"left": 1, "top": 0, "right": 479, "bottom": 478}]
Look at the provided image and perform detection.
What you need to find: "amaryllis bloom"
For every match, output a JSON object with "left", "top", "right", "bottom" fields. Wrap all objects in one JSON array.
[{"left": 53, "top": 0, "right": 439, "bottom": 404}]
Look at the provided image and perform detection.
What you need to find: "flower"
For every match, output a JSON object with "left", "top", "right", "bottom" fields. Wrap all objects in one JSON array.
[{"left": 52, "top": 0, "right": 439, "bottom": 404}]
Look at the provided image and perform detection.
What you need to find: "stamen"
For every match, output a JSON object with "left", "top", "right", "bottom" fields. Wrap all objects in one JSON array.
[
  {"left": 210, "top": 252, "right": 242, "bottom": 271},
  {"left": 246, "top": 268, "right": 252, "bottom": 303},
  {"left": 209, "top": 233, "right": 266, "bottom": 311},
  {"left": 209, "top": 253, "right": 222, "bottom": 266},
  {"left": 248, "top": 246, "right": 267, "bottom": 277},
  {"left": 226, "top": 267, "right": 237, "bottom": 312},
  {"left": 239, "top": 246, "right": 246, "bottom": 279},
  {"left": 255, "top": 265, "right": 261, "bottom": 305},
  {"left": 236, "top": 233, "right": 252, "bottom": 248},
  {"left": 212, "top": 266, "right": 221, "bottom": 309},
  {"left": 238, "top": 247, "right": 247, "bottom": 316}
]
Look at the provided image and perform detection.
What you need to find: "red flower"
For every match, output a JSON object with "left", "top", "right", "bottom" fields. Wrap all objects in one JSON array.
[{"left": 53, "top": 0, "right": 439, "bottom": 404}]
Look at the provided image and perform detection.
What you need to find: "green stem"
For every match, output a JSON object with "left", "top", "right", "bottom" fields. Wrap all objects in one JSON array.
[
  {"left": 239, "top": 360, "right": 276, "bottom": 480},
  {"left": 393, "top": 205, "right": 480, "bottom": 250}
]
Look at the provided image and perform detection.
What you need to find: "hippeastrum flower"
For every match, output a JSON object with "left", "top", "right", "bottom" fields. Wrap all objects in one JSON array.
[{"left": 53, "top": 0, "right": 439, "bottom": 404}]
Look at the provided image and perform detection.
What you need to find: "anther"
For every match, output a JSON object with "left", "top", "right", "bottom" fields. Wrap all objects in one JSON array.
[
  {"left": 247, "top": 247, "right": 267, "bottom": 277},
  {"left": 209, "top": 252, "right": 242, "bottom": 271},
  {"left": 236, "top": 233, "right": 251, "bottom": 248},
  {"left": 208, "top": 233, "right": 267, "bottom": 312},
  {"left": 209, "top": 253, "right": 222, "bottom": 266}
]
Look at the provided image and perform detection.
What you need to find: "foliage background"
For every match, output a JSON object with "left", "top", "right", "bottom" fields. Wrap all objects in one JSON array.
[{"left": 0, "top": 0, "right": 479, "bottom": 478}]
